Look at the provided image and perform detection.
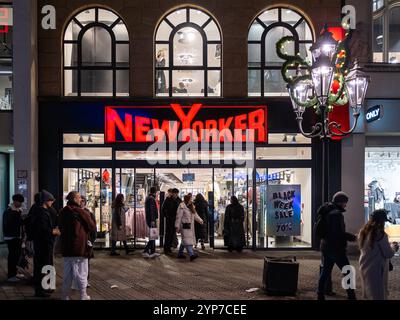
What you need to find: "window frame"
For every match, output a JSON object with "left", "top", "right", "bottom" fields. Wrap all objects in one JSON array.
[
  {"left": 247, "top": 7, "right": 314, "bottom": 97},
  {"left": 63, "top": 7, "right": 130, "bottom": 97},
  {"left": 154, "top": 7, "right": 222, "bottom": 97},
  {"left": 372, "top": 0, "right": 400, "bottom": 63}
]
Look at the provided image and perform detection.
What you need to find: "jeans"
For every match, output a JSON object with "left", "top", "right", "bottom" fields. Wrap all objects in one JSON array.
[
  {"left": 318, "top": 252, "right": 356, "bottom": 299},
  {"left": 178, "top": 244, "right": 194, "bottom": 256},
  {"left": 62, "top": 257, "right": 89, "bottom": 300},
  {"left": 144, "top": 240, "right": 156, "bottom": 254},
  {"left": 111, "top": 240, "right": 129, "bottom": 253},
  {"left": 6, "top": 238, "right": 21, "bottom": 278}
]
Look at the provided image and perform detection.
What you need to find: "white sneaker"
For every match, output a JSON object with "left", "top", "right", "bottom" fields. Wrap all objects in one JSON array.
[
  {"left": 149, "top": 253, "right": 161, "bottom": 258},
  {"left": 16, "top": 274, "right": 26, "bottom": 280},
  {"left": 142, "top": 252, "right": 150, "bottom": 258},
  {"left": 81, "top": 295, "right": 91, "bottom": 300},
  {"left": 7, "top": 276, "right": 21, "bottom": 283}
]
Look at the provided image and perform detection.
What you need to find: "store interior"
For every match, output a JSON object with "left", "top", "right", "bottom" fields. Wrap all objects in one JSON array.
[{"left": 365, "top": 147, "right": 400, "bottom": 242}]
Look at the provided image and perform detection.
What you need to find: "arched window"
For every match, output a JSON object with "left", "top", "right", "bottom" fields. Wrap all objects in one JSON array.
[
  {"left": 155, "top": 7, "right": 222, "bottom": 97},
  {"left": 248, "top": 7, "right": 314, "bottom": 96},
  {"left": 63, "top": 7, "right": 129, "bottom": 97}
]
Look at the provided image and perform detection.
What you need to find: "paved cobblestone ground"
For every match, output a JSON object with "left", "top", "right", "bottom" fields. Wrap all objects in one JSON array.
[{"left": 0, "top": 245, "right": 399, "bottom": 300}]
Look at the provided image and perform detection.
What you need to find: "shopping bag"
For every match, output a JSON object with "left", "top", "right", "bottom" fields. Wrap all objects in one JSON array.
[{"left": 149, "top": 227, "right": 159, "bottom": 240}]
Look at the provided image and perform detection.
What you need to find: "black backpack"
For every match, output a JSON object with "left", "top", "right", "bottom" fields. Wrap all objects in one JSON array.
[{"left": 314, "top": 202, "right": 334, "bottom": 239}]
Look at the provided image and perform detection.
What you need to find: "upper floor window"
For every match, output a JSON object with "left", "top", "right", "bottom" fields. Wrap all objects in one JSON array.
[
  {"left": 63, "top": 7, "right": 129, "bottom": 97},
  {"left": 0, "top": 4, "right": 12, "bottom": 110},
  {"left": 248, "top": 7, "right": 314, "bottom": 97},
  {"left": 154, "top": 7, "right": 222, "bottom": 97},
  {"left": 372, "top": 0, "right": 400, "bottom": 63}
]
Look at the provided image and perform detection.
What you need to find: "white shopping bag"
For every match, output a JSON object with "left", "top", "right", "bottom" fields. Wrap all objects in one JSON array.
[{"left": 149, "top": 227, "right": 159, "bottom": 240}]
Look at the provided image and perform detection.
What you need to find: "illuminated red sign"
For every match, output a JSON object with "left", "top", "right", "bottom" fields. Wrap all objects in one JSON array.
[
  {"left": 105, "top": 104, "right": 267, "bottom": 143},
  {"left": 0, "top": 8, "right": 10, "bottom": 33}
]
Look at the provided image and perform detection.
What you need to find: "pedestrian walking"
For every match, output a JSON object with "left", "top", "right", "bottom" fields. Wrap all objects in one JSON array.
[
  {"left": 223, "top": 196, "right": 245, "bottom": 252},
  {"left": 31, "top": 190, "right": 60, "bottom": 298},
  {"left": 175, "top": 194, "right": 203, "bottom": 261},
  {"left": 316, "top": 191, "right": 357, "bottom": 300},
  {"left": 110, "top": 194, "right": 131, "bottom": 256},
  {"left": 143, "top": 186, "right": 160, "bottom": 258},
  {"left": 59, "top": 191, "right": 96, "bottom": 300},
  {"left": 162, "top": 188, "right": 181, "bottom": 254},
  {"left": 194, "top": 193, "right": 208, "bottom": 250},
  {"left": 3, "top": 194, "right": 24, "bottom": 282},
  {"left": 359, "top": 209, "right": 399, "bottom": 300}
]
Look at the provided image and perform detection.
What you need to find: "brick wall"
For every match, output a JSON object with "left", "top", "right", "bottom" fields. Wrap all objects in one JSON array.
[{"left": 37, "top": 0, "right": 343, "bottom": 98}]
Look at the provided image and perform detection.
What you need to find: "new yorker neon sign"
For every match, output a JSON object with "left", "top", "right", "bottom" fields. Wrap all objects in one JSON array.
[{"left": 105, "top": 105, "right": 267, "bottom": 143}]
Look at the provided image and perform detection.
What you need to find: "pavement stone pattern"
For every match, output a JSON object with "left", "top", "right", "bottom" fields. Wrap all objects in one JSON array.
[{"left": 0, "top": 245, "right": 399, "bottom": 300}]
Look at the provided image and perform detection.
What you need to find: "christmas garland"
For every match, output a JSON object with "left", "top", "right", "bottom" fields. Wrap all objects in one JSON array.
[{"left": 276, "top": 28, "right": 352, "bottom": 113}]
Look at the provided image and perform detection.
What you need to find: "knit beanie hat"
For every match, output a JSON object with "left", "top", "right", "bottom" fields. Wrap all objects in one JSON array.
[
  {"left": 41, "top": 189, "right": 55, "bottom": 202},
  {"left": 332, "top": 191, "right": 349, "bottom": 204}
]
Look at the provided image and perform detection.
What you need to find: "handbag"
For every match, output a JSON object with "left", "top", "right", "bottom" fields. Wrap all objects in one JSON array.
[
  {"left": 182, "top": 223, "right": 191, "bottom": 230},
  {"left": 149, "top": 227, "right": 159, "bottom": 240}
]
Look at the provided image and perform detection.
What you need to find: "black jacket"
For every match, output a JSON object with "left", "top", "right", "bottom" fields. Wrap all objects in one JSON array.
[
  {"left": 223, "top": 203, "right": 246, "bottom": 248},
  {"left": 320, "top": 203, "right": 356, "bottom": 254},
  {"left": 2, "top": 205, "right": 22, "bottom": 238},
  {"left": 162, "top": 196, "right": 181, "bottom": 221},
  {"left": 145, "top": 194, "right": 158, "bottom": 227},
  {"left": 31, "top": 205, "right": 54, "bottom": 244}
]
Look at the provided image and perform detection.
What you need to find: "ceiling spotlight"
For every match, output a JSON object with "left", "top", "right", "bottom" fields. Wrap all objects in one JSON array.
[
  {"left": 291, "top": 135, "right": 297, "bottom": 143},
  {"left": 283, "top": 134, "right": 288, "bottom": 142},
  {"left": 79, "top": 135, "right": 84, "bottom": 143},
  {"left": 368, "top": 152, "right": 370, "bottom": 158},
  {"left": 88, "top": 135, "right": 93, "bottom": 143}
]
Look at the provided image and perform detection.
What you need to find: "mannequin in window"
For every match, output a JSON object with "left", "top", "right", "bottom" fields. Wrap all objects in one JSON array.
[
  {"left": 368, "top": 179, "right": 386, "bottom": 209},
  {"left": 155, "top": 49, "right": 167, "bottom": 94}
]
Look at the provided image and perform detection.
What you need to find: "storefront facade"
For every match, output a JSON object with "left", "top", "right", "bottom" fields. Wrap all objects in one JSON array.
[{"left": 28, "top": 0, "right": 348, "bottom": 250}]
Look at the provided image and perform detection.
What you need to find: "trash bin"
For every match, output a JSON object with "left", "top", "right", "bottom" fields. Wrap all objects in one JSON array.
[{"left": 262, "top": 256, "right": 299, "bottom": 296}]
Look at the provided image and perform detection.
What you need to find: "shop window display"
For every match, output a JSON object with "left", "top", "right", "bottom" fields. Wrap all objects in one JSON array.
[
  {"left": 365, "top": 148, "right": 400, "bottom": 242},
  {"left": 63, "top": 7, "right": 129, "bottom": 97},
  {"left": 154, "top": 7, "right": 222, "bottom": 97},
  {"left": 256, "top": 168, "right": 312, "bottom": 248},
  {"left": 63, "top": 168, "right": 113, "bottom": 247},
  {"left": 248, "top": 7, "right": 313, "bottom": 97}
]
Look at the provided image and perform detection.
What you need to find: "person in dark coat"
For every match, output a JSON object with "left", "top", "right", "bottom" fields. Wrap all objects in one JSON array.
[
  {"left": 194, "top": 193, "right": 208, "bottom": 250},
  {"left": 3, "top": 194, "right": 24, "bottom": 282},
  {"left": 31, "top": 190, "right": 60, "bottom": 298},
  {"left": 143, "top": 186, "right": 160, "bottom": 258},
  {"left": 223, "top": 196, "right": 245, "bottom": 252},
  {"left": 162, "top": 188, "right": 181, "bottom": 254},
  {"left": 317, "top": 191, "right": 357, "bottom": 300},
  {"left": 59, "top": 191, "right": 96, "bottom": 300}
]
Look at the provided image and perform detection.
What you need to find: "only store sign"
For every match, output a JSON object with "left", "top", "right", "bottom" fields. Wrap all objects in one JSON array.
[{"left": 266, "top": 185, "right": 301, "bottom": 237}]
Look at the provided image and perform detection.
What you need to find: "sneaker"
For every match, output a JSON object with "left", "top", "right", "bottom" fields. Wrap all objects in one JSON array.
[
  {"left": 149, "top": 253, "right": 161, "bottom": 258},
  {"left": 7, "top": 276, "right": 21, "bottom": 283},
  {"left": 190, "top": 254, "right": 199, "bottom": 262},
  {"left": 142, "top": 252, "right": 150, "bottom": 258},
  {"left": 16, "top": 274, "right": 26, "bottom": 280},
  {"left": 177, "top": 254, "right": 186, "bottom": 259},
  {"left": 81, "top": 295, "right": 91, "bottom": 300}
]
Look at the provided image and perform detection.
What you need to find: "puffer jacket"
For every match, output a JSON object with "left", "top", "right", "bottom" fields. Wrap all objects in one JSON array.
[{"left": 175, "top": 202, "right": 203, "bottom": 246}]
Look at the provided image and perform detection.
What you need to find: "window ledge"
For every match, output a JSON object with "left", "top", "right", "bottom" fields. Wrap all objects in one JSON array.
[{"left": 363, "top": 63, "right": 400, "bottom": 73}]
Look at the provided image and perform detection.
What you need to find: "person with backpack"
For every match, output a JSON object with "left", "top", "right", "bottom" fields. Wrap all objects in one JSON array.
[
  {"left": 31, "top": 190, "right": 60, "bottom": 298},
  {"left": 359, "top": 209, "right": 399, "bottom": 300},
  {"left": 3, "top": 194, "right": 25, "bottom": 282},
  {"left": 59, "top": 191, "right": 96, "bottom": 300},
  {"left": 316, "top": 191, "right": 357, "bottom": 300}
]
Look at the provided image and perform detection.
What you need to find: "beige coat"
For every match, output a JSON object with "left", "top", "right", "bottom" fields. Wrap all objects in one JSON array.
[
  {"left": 111, "top": 206, "right": 127, "bottom": 241},
  {"left": 175, "top": 202, "right": 203, "bottom": 246},
  {"left": 359, "top": 233, "right": 394, "bottom": 300}
]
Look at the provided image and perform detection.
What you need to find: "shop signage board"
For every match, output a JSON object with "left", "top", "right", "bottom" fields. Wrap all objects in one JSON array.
[
  {"left": 105, "top": 104, "right": 267, "bottom": 143},
  {"left": 266, "top": 184, "right": 301, "bottom": 237},
  {"left": 365, "top": 105, "right": 383, "bottom": 123}
]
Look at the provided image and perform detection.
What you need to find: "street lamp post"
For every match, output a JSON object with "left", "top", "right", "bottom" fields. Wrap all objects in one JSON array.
[{"left": 281, "top": 26, "right": 370, "bottom": 204}]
